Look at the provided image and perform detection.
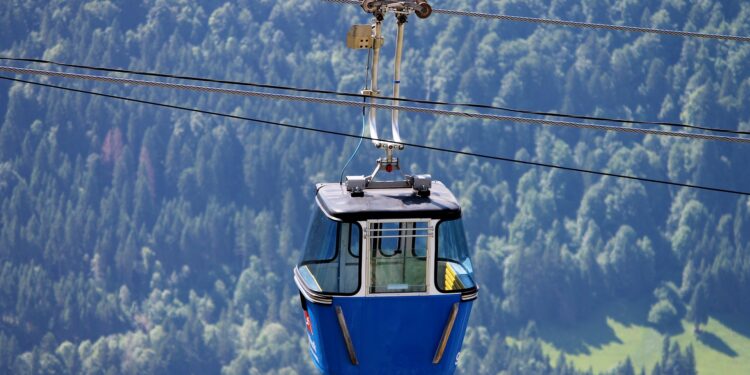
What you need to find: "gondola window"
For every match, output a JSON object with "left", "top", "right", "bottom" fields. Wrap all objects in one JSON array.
[
  {"left": 298, "top": 210, "right": 361, "bottom": 294},
  {"left": 368, "top": 220, "right": 430, "bottom": 293}
]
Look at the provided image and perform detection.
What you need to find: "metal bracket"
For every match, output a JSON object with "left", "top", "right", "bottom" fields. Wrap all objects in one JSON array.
[
  {"left": 346, "top": 24, "right": 374, "bottom": 49},
  {"left": 360, "top": 1, "right": 432, "bottom": 18},
  {"left": 342, "top": 1, "right": 435, "bottom": 194},
  {"left": 349, "top": 2, "right": 431, "bottom": 150},
  {"left": 345, "top": 144, "right": 431, "bottom": 197},
  {"left": 345, "top": 171, "right": 432, "bottom": 197},
  {"left": 346, "top": 24, "right": 385, "bottom": 49}
]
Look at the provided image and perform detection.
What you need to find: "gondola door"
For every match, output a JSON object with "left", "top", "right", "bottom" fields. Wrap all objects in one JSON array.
[{"left": 365, "top": 219, "right": 433, "bottom": 295}]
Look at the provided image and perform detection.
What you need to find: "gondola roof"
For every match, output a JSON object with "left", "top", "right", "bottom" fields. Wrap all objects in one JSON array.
[{"left": 315, "top": 181, "right": 461, "bottom": 221}]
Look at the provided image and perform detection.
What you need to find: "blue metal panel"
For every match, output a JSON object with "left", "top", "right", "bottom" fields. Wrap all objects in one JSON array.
[{"left": 304, "top": 295, "right": 473, "bottom": 375}]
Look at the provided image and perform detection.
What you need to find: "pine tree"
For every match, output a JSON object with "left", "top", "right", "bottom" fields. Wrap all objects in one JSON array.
[
  {"left": 686, "top": 281, "right": 709, "bottom": 333},
  {"left": 684, "top": 345, "right": 697, "bottom": 375}
]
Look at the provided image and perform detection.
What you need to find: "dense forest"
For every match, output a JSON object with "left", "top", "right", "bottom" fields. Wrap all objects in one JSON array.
[{"left": 1, "top": 0, "right": 749, "bottom": 373}]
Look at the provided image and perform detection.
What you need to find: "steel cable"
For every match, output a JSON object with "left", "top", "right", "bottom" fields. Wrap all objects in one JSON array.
[
  {"left": 321, "top": 0, "right": 750, "bottom": 43},
  {"left": 2, "top": 65, "right": 749, "bottom": 145},
  {"left": 2, "top": 74, "right": 748, "bottom": 197},
  {"left": 2, "top": 56, "right": 747, "bottom": 136}
]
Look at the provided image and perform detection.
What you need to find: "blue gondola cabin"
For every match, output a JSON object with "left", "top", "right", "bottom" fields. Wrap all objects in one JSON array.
[{"left": 294, "top": 180, "right": 477, "bottom": 374}]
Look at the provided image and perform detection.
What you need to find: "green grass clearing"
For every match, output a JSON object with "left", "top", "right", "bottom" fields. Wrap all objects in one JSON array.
[{"left": 534, "top": 310, "right": 750, "bottom": 374}]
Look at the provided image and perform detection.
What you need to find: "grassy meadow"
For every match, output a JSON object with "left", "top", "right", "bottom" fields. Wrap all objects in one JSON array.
[{"left": 533, "top": 301, "right": 750, "bottom": 374}]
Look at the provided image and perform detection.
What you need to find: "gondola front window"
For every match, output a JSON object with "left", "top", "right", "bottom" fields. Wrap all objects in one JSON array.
[
  {"left": 436, "top": 219, "right": 476, "bottom": 292},
  {"left": 298, "top": 210, "right": 361, "bottom": 294},
  {"left": 369, "top": 220, "right": 429, "bottom": 293}
]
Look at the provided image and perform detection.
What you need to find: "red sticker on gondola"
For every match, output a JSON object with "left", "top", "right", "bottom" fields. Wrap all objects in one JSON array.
[{"left": 304, "top": 311, "right": 313, "bottom": 334}]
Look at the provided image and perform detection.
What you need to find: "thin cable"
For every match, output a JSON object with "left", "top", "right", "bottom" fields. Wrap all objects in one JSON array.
[
  {"left": 2, "top": 75, "right": 748, "bottom": 197},
  {"left": 340, "top": 48, "right": 372, "bottom": 185},
  {"left": 3, "top": 56, "right": 746, "bottom": 136},
  {"left": 321, "top": 0, "right": 750, "bottom": 43},
  {"left": 432, "top": 8, "right": 750, "bottom": 43},
  {"left": 2, "top": 65, "right": 749, "bottom": 145},
  {"left": 5, "top": 56, "right": 747, "bottom": 137},
  {"left": 340, "top": 116, "right": 367, "bottom": 184}
]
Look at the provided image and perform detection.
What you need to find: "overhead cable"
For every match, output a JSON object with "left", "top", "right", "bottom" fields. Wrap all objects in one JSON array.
[
  {"left": 2, "top": 65, "right": 749, "bottom": 145},
  {"left": 2, "top": 74, "right": 748, "bottom": 197},
  {"left": 322, "top": 0, "right": 750, "bottom": 43},
  {"left": 2, "top": 56, "right": 746, "bottom": 136}
]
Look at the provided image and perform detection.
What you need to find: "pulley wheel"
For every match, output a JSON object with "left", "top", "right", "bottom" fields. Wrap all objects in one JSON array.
[
  {"left": 415, "top": 1, "right": 432, "bottom": 19},
  {"left": 361, "top": 0, "right": 378, "bottom": 13}
]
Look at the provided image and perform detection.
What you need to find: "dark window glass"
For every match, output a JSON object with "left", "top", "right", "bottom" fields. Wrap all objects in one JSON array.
[
  {"left": 436, "top": 219, "right": 476, "bottom": 292},
  {"left": 301, "top": 209, "right": 338, "bottom": 264},
  {"left": 298, "top": 209, "right": 361, "bottom": 294},
  {"left": 349, "top": 224, "right": 360, "bottom": 257}
]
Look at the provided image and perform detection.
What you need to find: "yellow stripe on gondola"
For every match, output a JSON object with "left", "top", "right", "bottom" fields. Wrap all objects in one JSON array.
[{"left": 444, "top": 263, "right": 464, "bottom": 291}]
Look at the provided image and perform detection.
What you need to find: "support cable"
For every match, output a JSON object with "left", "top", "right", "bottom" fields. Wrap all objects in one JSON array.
[
  {"left": 1, "top": 75, "right": 748, "bottom": 197},
  {"left": 2, "top": 65, "right": 748, "bottom": 144},
  {"left": 2, "top": 56, "right": 747, "bottom": 136},
  {"left": 321, "top": 0, "right": 750, "bottom": 43}
]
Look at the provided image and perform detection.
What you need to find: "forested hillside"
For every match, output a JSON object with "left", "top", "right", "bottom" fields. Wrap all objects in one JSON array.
[{"left": 1, "top": 0, "right": 749, "bottom": 374}]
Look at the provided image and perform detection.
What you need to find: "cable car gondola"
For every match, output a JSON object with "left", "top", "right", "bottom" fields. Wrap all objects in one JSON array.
[
  {"left": 293, "top": 2, "right": 477, "bottom": 373},
  {"left": 294, "top": 173, "right": 477, "bottom": 374}
]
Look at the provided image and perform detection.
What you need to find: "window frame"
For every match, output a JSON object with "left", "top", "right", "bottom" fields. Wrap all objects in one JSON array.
[
  {"left": 298, "top": 209, "right": 363, "bottom": 296},
  {"left": 406, "top": 221, "right": 429, "bottom": 259},
  {"left": 372, "top": 222, "right": 405, "bottom": 258},
  {"left": 434, "top": 218, "right": 476, "bottom": 293},
  {"left": 366, "top": 219, "right": 432, "bottom": 295},
  {"left": 347, "top": 223, "right": 361, "bottom": 258},
  {"left": 299, "top": 209, "right": 342, "bottom": 265}
]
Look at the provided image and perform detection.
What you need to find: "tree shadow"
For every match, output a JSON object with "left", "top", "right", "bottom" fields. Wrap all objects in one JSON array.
[
  {"left": 697, "top": 331, "right": 738, "bottom": 357},
  {"left": 535, "top": 298, "right": 658, "bottom": 355},
  {"left": 651, "top": 320, "right": 685, "bottom": 336},
  {"left": 537, "top": 311, "right": 622, "bottom": 355},
  {"left": 605, "top": 298, "right": 650, "bottom": 327},
  {"left": 714, "top": 313, "right": 750, "bottom": 339}
]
